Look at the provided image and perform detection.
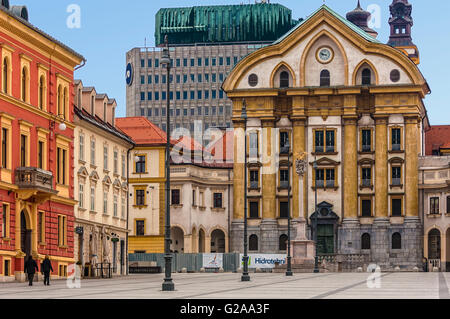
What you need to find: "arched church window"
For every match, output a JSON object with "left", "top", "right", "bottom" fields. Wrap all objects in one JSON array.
[
  {"left": 249, "top": 234, "right": 258, "bottom": 251},
  {"left": 320, "top": 70, "right": 330, "bottom": 87},
  {"left": 361, "top": 233, "right": 371, "bottom": 250},
  {"left": 392, "top": 232, "right": 402, "bottom": 250},
  {"left": 280, "top": 71, "right": 289, "bottom": 88},
  {"left": 362, "top": 68, "right": 371, "bottom": 85}
]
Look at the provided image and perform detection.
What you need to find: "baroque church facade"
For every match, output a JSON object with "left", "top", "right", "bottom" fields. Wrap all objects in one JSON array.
[{"left": 223, "top": 1, "right": 430, "bottom": 270}]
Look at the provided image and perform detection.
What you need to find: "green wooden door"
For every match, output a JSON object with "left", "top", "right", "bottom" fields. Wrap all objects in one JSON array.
[{"left": 317, "top": 224, "right": 334, "bottom": 255}]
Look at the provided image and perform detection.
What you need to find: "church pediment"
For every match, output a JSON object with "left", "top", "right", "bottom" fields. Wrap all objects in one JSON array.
[
  {"left": 77, "top": 166, "right": 89, "bottom": 178},
  {"left": 223, "top": 5, "right": 426, "bottom": 94},
  {"left": 103, "top": 175, "right": 112, "bottom": 186},
  {"left": 89, "top": 171, "right": 99, "bottom": 182}
]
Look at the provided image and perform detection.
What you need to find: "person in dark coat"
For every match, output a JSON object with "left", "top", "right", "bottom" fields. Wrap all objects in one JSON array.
[
  {"left": 24, "top": 255, "right": 39, "bottom": 286},
  {"left": 41, "top": 255, "right": 53, "bottom": 286}
]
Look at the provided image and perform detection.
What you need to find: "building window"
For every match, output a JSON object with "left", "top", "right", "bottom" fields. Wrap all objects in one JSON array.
[
  {"left": 90, "top": 139, "right": 96, "bottom": 165},
  {"left": 447, "top": 196, "right": 450, "bottom": 214},
  {"left": 2, "top": 57, "right": 8, "bottom": 94},
  {"left": 280, "top": 201, "right": 289, "bottom": 218},
  {"left": 136, "top": 220, "right": 145, "bottom": 236},
  {"left": 192, "top": 190, "right": 196, "bottom": 206},
  {"left": 362, "top": 68, "right": 371, "bottom": 85},
  {"left": 113, "top": 195, "right": 118, "bottom": 217},
  {"left": 249, "top": 132, "right": 258, "bottom": 158},
  {"left": 315, "top": 168, "right": 336, "bottom": 188},
  {"left": 135, "top": 155, "right": 146, "bottom": 173},
  {"left": 250, "top": 202, "right": 259, "bottom": 218},
  {"left": 38, "top": 141, "right": 44, "bottom": 169},
  {"left": 213, "top": 193, "right": 223, "bottom": 209},
  {"left": 392, "top": 198, "right": 402, "bottom": 217},
  {"left": 121, "top": 196, "right": 126, "bottom": 219},
  {"left": 38, "top": 212, "right": 45, "bottom": 244},
  {"left": 361, "top": 199, "right": 372, "bottom": 217},
  {"left": 391, "top": 128, "right": 401, "bottom": 151},
  {"left": 1, "top": 203, "right": 9, "bottom": 238},
  {"left": 392, "top": 166, "right": 401, "bottom": 185},
  {"left": 361, "top": 233, "right": 371, "bottom": 250},
  {"left": 362, "top": 167, "right": 372, "bottom": 187},
  {"left": 136, "top": 190, "right": 145, "bottom": 206},
  {"left": 90, "top": 187, "right": 95, "bottom": 211},
  {"left": 315, "top": 129, "right": 335, "bottom": 153},
  {"left": 361, "top": 129, "right": 372, "bottom": 152},
  {"left": 21, "top": 67, "right": 27, "bottom": 101},
  {"left": 250, "top": 170, "right": 259, "bottom": 189},
  {"left": 103, "top": 192, "right": 108, "bottom": 214},
  {"left": 58, "top": 215, "right": 67, "bottom": 247},
  {"left": 79, "top": 184, "right": 84, "bottom": 209},
  {"left": 56, "top": 147, "right": 67, "bottom": 185},
  {"left": 280, "top": 71, "right": 289, "bottom": 88},
  {"left": 280, "top": 169, "right": 289, "bottom": 189},
  {"left": 279, "top": 234, "right": 288, "bottom": 251},
  {"left": 171, "top": 189, "right": 180, "bottom": 205},
  {"left": 39, "top": 76, "right": 45, "bottom": 110},
  {"left": 249, "top": 235, "right": 258, "bottom": 251},
  {"left": 20, "top": 134, "right": 27, "bottom": 167},
  {"left": 320, "top": 69, "right": 330, "bottom": 87},
  {"left": 113, "top": 151, "right": 118, "bottom": 175},
  {"left": 1, "top": 128, "right": 8, "bottom": 168},
  {"left": 392, "top": 232, "right": 401, "bottom": 249},
  {"left": 430, "top": 197, "right": 440, "bottom": 215},
  {"left": 79, "top": 134, "right": 85, "bottom": 162},
  {"left": 280, "top": 131, "right": 289, "bottom": 153}
]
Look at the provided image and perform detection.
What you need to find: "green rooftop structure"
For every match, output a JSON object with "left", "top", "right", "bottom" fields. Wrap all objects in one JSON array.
[{"left": 155, "top": 3, "right": 300, "bottom": 46}]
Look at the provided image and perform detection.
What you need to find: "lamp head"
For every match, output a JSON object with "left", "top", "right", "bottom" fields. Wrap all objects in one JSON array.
[{"left": 58, "top": 122, "right": 67, "bottom": 131}]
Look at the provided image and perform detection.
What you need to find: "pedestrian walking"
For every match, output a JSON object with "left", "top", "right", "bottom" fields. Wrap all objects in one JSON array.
[
  {"left": 41, "top": 255, "right": 53, "bottom": 286},
  {"left": 24, "top": 255, "right": 39, "bottom": 286}
]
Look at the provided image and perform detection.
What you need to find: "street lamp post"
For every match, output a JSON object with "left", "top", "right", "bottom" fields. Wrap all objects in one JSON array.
[
  {"left": 241, "top": 99, "right": 250, "bottom": 282},
  {"left": 313, "top": 156, "right": 319, "bottom": 273},
  {"left": 161, "top": 35, "right": 174, "bottom": 291},
  {"left": 286, "top": 140, "right": 293, "bottom": 276}
]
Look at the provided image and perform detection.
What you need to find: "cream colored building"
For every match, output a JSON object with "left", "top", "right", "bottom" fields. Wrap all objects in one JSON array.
[
  {"left": 170, "top": 136, "right": 233, "bottom": 253},
  {"left": 420, "top": 156, "right": 450, "bottom": 272},
  {"left": 116, "top": 117, "right": 167, "bottom": 254},
  {"left": 73, "top": 80, "right": 134, "bottom": 276}
]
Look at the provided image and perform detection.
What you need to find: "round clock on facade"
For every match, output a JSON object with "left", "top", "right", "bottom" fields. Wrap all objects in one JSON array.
[
  {"left": 316, "top": 47, "right": 334, "bottom": 64},
  {"left": 126, "top": 63, "right": 133, "bottom": 86}
]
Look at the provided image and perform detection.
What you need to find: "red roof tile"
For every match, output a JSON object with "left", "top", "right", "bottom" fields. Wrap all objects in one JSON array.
[
  {"left": 426, "top": 125, "right": 450, "bottom": 155},
  {"left": 116, "top": 117, "right": 168, "bottom": 146}
]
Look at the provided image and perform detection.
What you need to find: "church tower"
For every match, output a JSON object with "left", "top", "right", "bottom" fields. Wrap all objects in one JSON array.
[
  {"left": 346, "top": 1, "right": 378, "bottom": 38},
  {"left": 387, "top": 0, "right": 419, "bottom": 64}
]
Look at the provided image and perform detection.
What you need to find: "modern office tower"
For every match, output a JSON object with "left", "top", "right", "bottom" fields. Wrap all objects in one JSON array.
[{"left": 126, "top": 2, "right": 299, "bottom": 135}]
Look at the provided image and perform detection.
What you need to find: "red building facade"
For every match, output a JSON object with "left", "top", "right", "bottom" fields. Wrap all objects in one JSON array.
[{"left": 0, "top": 3, "right": 84, "bottom": 281}]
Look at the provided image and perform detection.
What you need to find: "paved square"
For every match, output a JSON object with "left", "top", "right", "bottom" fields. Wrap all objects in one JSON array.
[{"left": 0, "top": 272, "right": 448, "bottom": 299}]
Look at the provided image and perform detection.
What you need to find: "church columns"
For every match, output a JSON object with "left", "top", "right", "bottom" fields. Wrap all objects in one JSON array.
[
  {"left": 343, "top": 117, "right": 358, "bottom": 220},
  {"left": 405, "top": 116, "right": 420, "bottom": 218},
  {"left": 261, "top": 120, "right": 276, "bottom": 220},
  {"left": 292, "top": 119, "right": 306, "bottom": 219},
  {"left": 375, "top": 116, "right": 389, "bottom": 219},
  {"left": 233, "top": 121, "right": 245, "bottom": 220}
]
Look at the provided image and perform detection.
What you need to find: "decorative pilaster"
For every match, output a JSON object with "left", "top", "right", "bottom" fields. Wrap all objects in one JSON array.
[
  {"left": 292, "top": 118, "right": 306, "bottom": 219},
  {"left": 374, "top": 116, "right": 388, "bottom": 218},
  {"left": 261, "top": 120, "right": 276, "bottom": 220},
  {"left": 405, "top": 115, "right": 420, "bottom": 218},
  {"left": 343, "top": 116, "right": 358, "bottom": 220},
  {"left": 233, "top": 121, "right": 245, "bottom": 220}
]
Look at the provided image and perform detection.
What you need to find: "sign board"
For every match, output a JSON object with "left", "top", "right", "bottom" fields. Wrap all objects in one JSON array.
[
  {"left": 239, "top": 254, "right": 286, "bottom": 269},
  {"left": 202, "top": 253, "right": 223, "bottom": 268}
]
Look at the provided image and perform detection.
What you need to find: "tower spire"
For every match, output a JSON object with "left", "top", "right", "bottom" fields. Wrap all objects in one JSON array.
[
  {"left": 387, "top": 0, "right": 419, "bottom": 64},
  {"left": 346, "top": 0, "right": 378, "bottom": 38}
]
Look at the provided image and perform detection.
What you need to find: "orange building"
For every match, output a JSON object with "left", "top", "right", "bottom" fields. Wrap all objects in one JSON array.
[{"left": 0, "top": 3, "right": 84, "bottom": 281}]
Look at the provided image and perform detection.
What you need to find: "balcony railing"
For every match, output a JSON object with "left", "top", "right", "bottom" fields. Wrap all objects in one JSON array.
[
  {"left": 316, "top": 180, "right": 324, "bottom": 188},
  {"left": 280, "top": 181, "right": 289, "bottom": 189},
  {"left": 362, "top": 145, "right": 371, "bottom": 152},
  {"left": 362, "top": 179, "right": 371, "bottom": 187},
  {"left": 326, "top": 146, "right": 335, "bottom": 153},
  {"left": 315, "top": 146, "right": 324, "bottom": 153},
  {"left": 250, "top": 181, "right": 259, "bottom": 189},
  {"left": 280, "top": 146, "right": 289, "bottom": 154},
  {"left": 392, "top": 178, "right": 401, "bottom": 186},
  {"left": 392, "top": 144, "right": 401, "bottom": 151},
  {"left": 15, "top": 167, "right": 54, "bottom": 192}
]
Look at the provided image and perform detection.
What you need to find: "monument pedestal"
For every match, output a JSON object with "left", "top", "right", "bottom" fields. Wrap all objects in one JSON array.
[{"left": 291, "top": 218, "right": 316, "bottom": 264}]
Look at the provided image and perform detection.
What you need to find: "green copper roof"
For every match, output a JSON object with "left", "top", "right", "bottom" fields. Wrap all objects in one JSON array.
[
  {"left": 273, "top": 5, "right": 381, "bottom": 45},
  {"left": 155, "top": 3, "right": 299, "bottom": 46}
]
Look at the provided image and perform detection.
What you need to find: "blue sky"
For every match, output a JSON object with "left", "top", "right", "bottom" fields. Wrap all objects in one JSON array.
[{"left": 16, "top": 0, "right": 450, "bottom": 124}]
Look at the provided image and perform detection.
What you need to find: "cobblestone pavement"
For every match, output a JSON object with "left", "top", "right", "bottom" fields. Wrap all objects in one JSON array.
[{"left": 0, "top": 272, "right": 447, "bottom": 299}]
